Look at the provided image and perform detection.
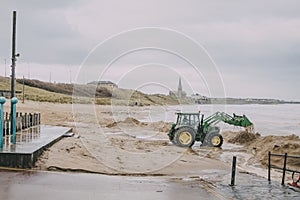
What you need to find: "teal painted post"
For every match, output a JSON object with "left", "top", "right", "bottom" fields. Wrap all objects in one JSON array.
[
  {"left": 11, "top": 97, "right": 18, "bottom": 144},
  {"left": 0, "top": 97, "right": 6, "bottom": 149}
]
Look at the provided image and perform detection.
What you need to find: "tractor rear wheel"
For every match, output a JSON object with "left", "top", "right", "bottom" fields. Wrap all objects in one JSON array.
[
  {"left": 206, "top": 132, "right": 223, "bottom": 147},
  {"left": 173, "top": 127, "right": 196, "bottom": 147}
]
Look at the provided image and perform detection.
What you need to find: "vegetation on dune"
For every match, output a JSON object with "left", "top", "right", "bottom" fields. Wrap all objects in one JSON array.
[
  {"left": 17, "top": 78, "right": 112, "bottom": 98},
  {"left": 0, "top": 76, "right": 188, "bottom": 105},
  {"left": 1, "top": 76, "right": 73, "bottom": 103}
]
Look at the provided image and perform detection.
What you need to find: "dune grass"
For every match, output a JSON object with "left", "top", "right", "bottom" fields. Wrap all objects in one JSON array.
[{"left": 0, "top": 76, "right": 189, "bottom": 105}]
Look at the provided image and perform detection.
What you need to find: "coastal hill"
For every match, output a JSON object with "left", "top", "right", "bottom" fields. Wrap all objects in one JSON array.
[{"left": 0, "top": 76, "right": 192, "bottom": 105}]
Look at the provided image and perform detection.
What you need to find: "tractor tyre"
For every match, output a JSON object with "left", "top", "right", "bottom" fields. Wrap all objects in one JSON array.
[
  {"left": 205, "top": 132, "right": 223, "bottom": 147},
  {"left": 173, "top": 127, "right": 196, "bottom": 147},
  {"left": 170, "top": 137, "right": 178, "bottom": 145}
]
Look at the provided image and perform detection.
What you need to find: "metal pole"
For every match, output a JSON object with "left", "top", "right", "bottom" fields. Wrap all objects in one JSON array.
[
  {"left": 22, "top": 76, "right": 25, "bottom": 103},
  {"left": 268, "top": 151, "right": 271, "bottom": 182},
  {"left": 69, "top": 70, "right": 72, "bottom": 83},
  {"left": 230, "top": 156, "right": 237, "bottom": 186},
  {"left": 10, "top": 11, "right": 17, "bottom": 137},
  {"left": 0, "top": 97, "right": 6, "bottom": 149},
  {"left": 11, "top": 97, "right": 18, "bottom": 144},
  {"left": 4, "top": 59, "right": 7, "bottom": 77},
  {"left": 281, "top": 153, "right": 288, "bottom": 185},
  {"left": 11, "top": 11, "right": 17, "bottom": 99}
]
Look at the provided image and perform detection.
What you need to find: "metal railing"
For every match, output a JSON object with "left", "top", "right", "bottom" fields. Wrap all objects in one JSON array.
[
  {"left": 2, "top": 112, "right": 41, "bottom": 134},
  {"left": 1, "top": 97, "right": 41, "bottom": 148},
  {"left": 268, "top": 152, "right": 300, "bottom": 185}
]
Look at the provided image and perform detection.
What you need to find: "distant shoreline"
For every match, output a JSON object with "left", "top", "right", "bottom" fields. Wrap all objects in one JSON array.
[{"left": 193, "top": 97, "right": 300, "bottom": 105}]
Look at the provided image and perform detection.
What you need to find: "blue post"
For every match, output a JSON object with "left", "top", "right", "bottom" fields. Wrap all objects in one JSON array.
[
  {"left": 11, "top": 97, "right": 18, "bottom": 144},
  {"left": 0, "top": 97, "right": 6, "bottom": 149}
]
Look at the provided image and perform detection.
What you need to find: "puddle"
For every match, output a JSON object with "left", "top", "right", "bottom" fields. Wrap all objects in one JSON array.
[{"left": 217, "top": 172, "right": 300, "bottom": 199}]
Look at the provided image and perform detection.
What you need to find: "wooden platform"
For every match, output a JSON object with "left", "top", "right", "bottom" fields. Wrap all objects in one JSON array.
[{"left": 0, "top": 125, "right": 72, "bottom": 168}]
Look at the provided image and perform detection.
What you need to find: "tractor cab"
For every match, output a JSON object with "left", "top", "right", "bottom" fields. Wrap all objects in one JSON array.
[{"left": 176, "top": 113, "right": 200, "bottom": 128}]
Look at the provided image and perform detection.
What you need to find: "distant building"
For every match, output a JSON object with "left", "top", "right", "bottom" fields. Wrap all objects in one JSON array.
[
  {"left": 169, "top": 77, "right": 186, "bottom": 98},
  {"left": 191, "top": 93, "right": 208, "bottom": 100},
  {"left": 87, "top": 81, "right": 118, "bottom": 88}
]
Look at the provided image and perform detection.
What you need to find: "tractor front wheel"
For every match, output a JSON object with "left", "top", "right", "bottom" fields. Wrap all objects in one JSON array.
[
  {"left": 206, "top": 132, "right": 223, "bottom": 147},
  {"left": 173, "top": 127, "right": 196, "bottom": 147}
]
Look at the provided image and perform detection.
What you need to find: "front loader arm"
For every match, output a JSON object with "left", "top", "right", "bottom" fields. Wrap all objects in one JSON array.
[{"left": 203, "top": 112, "right": 253, "bottom": 131}]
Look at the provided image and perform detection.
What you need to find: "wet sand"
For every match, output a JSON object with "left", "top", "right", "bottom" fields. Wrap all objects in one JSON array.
[
  {"left": 3, "top": 101, "right": 299, "bottom": 181},
  {"left": 4, "top": 101, "right": 230, "bottom": 176}
]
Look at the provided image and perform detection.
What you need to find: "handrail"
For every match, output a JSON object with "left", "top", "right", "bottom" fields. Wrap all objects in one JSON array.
[
  {"left": 268, "top": 152, "right": 300, "bottom": 185},
  {"left": 269, "top": 153, "right": 300, "bottom": 159}
]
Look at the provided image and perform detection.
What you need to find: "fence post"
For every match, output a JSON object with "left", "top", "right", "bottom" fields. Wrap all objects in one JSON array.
[
  {"left": 268, "top": 151, "right": 271, "bottom": 182},
  {"left": 0, "top": 97, "right": 6, "bottom": 149},
  {"left": 11, "top": 97, "right": 18, "bottom": 144},
  {"left": 281, "top": 153, "right": 288, "bottom": 185},
  {"left": 34, "top": 113, "right": 37, "bottom": 126},
  {"left": 29, "top": 113, "right": 31, "bottom": 127},
  {"left": 38, "top": 113, "right": 41, "bottom": 125},
  {"left": 25, "top": 113, "right": 28, "bottom": 128},
  {"left": 20, "top": 112, "right": 23, "bottom": 129},
  {"left": 5, "top": 118, "right": 9, "bottom": 136},
  {"left": 230, "top": 156, "right": 237, "bottom": 186}
]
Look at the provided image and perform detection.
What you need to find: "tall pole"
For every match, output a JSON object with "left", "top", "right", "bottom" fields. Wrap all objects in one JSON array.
[
  {"left": 69, "top": 70, "right": 72, "bottom": 83},
  {"left": 22, "top": 75, "right": 25, "bottom": 103},
  {"left": 11, "top": 11, "right": 17, "bottom": 141},
  {"left": 28, "top": 64, "right": 30, "bottom": 79},
  {"left": 4, "top": 59, "right": 7, "bottom": 77},
  {"left": 11, "top": 11, "right": 17, "bottom": 99}
]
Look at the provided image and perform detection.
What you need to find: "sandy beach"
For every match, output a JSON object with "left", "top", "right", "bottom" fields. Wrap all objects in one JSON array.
[{"left": 4, "top": 101, "right": 299, "bottom": 181}]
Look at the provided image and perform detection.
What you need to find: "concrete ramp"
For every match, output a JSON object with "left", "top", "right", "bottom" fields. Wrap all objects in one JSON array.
[{"left": 0, "top": 125, "right": 72, "bottom": 168}]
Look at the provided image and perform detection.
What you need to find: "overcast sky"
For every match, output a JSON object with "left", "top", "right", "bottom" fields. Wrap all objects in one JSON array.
[{"left": 0, "top": 0, "right": 299, "bottom": 100}]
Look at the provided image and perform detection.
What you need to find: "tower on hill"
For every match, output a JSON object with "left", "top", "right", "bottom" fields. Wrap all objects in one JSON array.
[{"left": 169, "top": 77, "right": 186, "bottom": 98}]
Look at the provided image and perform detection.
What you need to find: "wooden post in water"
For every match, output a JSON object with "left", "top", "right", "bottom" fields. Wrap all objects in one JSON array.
[
  {"left": 230, "top": 156, "right": 237, "bottom": 186},
  {"left": 268, "top": 151, "right": 271, "bottom": 182},
  {"left": 281, "top": 153, "right": 288, "bottom": 185}
]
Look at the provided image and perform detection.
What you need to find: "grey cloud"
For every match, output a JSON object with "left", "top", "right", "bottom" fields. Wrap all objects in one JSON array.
[{"left": 0, "top": 0, "right": 299, "bottom": 100}]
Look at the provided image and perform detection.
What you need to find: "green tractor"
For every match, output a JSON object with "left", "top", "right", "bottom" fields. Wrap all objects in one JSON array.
[{"left": 168, "top": 112, "right": 253, "bottom": 147}]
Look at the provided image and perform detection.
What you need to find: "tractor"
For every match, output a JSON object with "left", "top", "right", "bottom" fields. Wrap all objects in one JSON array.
[{"left": 168, "top": 112, "right": 253, "bottom": 147}]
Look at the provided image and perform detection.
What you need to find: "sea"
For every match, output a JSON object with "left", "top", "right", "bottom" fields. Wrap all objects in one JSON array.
[{"left": 138, "top": 104, "right": 300, "bottom": 137}]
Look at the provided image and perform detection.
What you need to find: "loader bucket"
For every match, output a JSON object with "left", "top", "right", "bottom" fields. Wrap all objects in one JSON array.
[{"left": 228, "top": 113, "right": 253, "bottom": 127}]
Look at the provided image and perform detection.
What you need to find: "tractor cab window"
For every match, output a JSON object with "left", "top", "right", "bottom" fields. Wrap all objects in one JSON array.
[
  {"left": 181, "top": 115, "right": 189, "bottom": 125},
  {"left": 190, "top": 114, "right": 200, "bottom": 127},
  {"left": 178, "top": 114, "right": 200, "bottom": 127}
]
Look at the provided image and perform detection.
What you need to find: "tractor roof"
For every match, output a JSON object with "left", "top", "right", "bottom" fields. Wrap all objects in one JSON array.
[{"left": 176, "top": 112, "right": 200, "bottom": 115}]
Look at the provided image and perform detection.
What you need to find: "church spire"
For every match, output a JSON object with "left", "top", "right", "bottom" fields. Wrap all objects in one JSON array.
[{"left": 178, "top": 77, "right": 182, "bottom": 98}]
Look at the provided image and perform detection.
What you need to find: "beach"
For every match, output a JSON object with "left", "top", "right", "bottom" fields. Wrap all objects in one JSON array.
[{"left": 3, "top": 101, "right": 298, "bottom": 178}]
